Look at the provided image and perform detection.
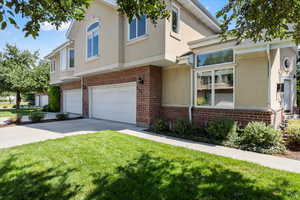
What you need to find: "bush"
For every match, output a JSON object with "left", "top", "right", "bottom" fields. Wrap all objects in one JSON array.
[
  {"left": 238, "top": 122, "right": 285, "bottom": 154},
  {"left": 48, "top": 86, "right": 60, "bottom": 112},
  {"left": 286, "top": 119, "right": 300, "bottom": 150},
  {"left": 153, "top": 119, "right": 169, "bottom": 133},
  {"left": 206, "top": 118, "right": 238, "bottom": 142},
  {"left": 12, "top": 105, "right": 16, "bottom": 109},
  {"left": 42, "top": 104, "right": 50, "bottom": 112},
  {"left": 172, "top": 119, "right": 193, "bottom": 135},
  {"left": 29, "top": 112, "right": 45, "bottom": 123},
  {"left": 56, "top": 113, "right": 69, "bottom": 120}
]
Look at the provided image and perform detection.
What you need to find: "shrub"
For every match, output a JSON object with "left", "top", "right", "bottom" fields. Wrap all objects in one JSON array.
[
  {"left": 172, "top": 119, "right": 193, "bottom": 135},
  {"left": 29, "top": 112, "right": 45, "bottom": 123},
  {"left": 42, "top": 104, "right": 50, "bottom": 112},
  {"left": 238, "top": 122, "right": 285, "bottom": 154},
  {"left": 286, "top": 119, "right": 300, "bottom": 150},
  {"left": 56, "top": 113, "right": 69, "bottom": 120},
  {"left": 48, "top": 86, "right": 60, "bottom": 112},
  {"left": 206, "top": 118, "right": 238, "bottom": 142},
  {"left": 153, "top": 119, "right": 169, "bottom": 133},
  {"left": 12, "top": 105, "right": 16, "bottom": 109}
]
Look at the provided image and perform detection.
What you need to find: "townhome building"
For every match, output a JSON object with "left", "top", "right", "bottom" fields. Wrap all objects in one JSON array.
[{"left": 46, "top": 0, "right": 297, "bottom": 128}]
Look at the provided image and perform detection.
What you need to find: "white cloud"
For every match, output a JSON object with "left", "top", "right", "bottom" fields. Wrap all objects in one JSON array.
[{"left": 41, "top": 22, "right": 70, "bottom": 32}]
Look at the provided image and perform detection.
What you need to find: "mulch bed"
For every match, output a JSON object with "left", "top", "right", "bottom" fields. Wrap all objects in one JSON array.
[
  {"left": 282, "top": 151, "right": 300, "bottom": 161},
  {"left": 0, "top": 117, "right": 83, "bottom": 128}
]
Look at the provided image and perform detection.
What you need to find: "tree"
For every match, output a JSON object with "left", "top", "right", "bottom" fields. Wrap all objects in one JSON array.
[
  {"left": 0, "top": 44, "right": 50, "bottom": 110},
  {"left": 0, "top": 0, "right": 169, "bottom": 38},
  {"left": 217, "top": 0, "right": 300, "bottom": 43}
]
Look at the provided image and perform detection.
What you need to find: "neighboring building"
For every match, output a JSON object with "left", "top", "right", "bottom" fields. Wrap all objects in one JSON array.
[
  {"left": 45, "top": 0, "right": 297, "bottom": 128},
  {"left": 35, "top": 94, "right": 49, "bottom": 107}
]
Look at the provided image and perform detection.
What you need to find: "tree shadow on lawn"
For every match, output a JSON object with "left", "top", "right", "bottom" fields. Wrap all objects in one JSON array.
[
  {"left": 0, "top": 155, "right": 81, "bottom": 200},
  {"left": 86, "top": 153, "right": 299, "bottom": 200}
]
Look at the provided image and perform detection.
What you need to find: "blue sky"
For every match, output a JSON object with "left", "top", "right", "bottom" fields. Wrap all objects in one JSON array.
[{"left": 0, "top": 0, "right": 227, "bottom": 58}]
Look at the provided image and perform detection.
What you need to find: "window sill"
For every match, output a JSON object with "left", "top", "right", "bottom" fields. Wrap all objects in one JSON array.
[
  {"left": 127, "top": 35, "right": 149, "bottom": 46},
  {"left": 170, "top": 31, "right": 181, "bottom": 41},
  {"left": 60, "top": 68, "right": 75, "bottom": 72},
  {"left": 86, "top": 55, "right": 100, "bottom": 63},
  {"left": 194, "top": 105, "right": 234, "bottom": 110}
]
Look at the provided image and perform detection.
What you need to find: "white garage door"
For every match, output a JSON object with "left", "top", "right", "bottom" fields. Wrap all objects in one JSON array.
[
  {"left": 90, "top": 82, "right": 136, "bottom": 124},
  {"left": 63, "top": 89, "right": 82, "bottom": 115}
]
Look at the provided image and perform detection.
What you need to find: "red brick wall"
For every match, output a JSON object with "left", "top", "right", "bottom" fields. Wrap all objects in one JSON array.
[
  {"left": 60, "top": 81, "right": 81, "bottom": 112},
  {"left": 161, "top": 106, "right": 274, "bottom": 127},
  {"left": 82, "top": 66, "right": 162, "bottom": 127}
]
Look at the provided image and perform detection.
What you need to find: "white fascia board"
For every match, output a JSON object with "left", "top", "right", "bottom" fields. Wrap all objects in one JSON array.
[
  {"left": 44, "top": 41, "right": 72, "bottom": 59},
  {"left": 178, "top": 0, "right": 221, "bottom": 33}
]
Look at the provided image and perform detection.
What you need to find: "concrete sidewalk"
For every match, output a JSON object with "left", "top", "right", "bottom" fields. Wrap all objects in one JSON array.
[{"left": 119, "top": 129, "right": 300, "bottom": 174}]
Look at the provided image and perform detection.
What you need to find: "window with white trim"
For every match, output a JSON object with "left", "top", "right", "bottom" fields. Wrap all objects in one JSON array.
[
  {"left": 196, "top": 68, "right": 234, "bottom": 108},
  {"left": 50, "top": 60, "right": 56, "bottom": 72},
  {"left": 87, "top": 22, "right": 100, "bottom": 59},
  {"left": 197, "top": 49, "right": 234, "bottom": 67},
  {"left": 129, "top": 15, "right": 147, "bottom": 40},
  {"left": 69, "top": 49, "right": 75, "bottom": 68},
  {"left": 171, "top": 5, "right": 179, "bottom": 33}
]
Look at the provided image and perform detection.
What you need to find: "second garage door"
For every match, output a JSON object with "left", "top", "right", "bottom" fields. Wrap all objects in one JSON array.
[
  {"left": 90, "top": 82, "right": 136, "bottom": 124},
  {"left": 63, "top": 89, "right": 82, "bottom": 115}
]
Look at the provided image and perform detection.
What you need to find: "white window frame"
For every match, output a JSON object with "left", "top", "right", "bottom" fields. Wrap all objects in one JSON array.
[
  {"left": 86, "top": 21, "right": 100, "bottom": 61},
  {"left": 194, "top": 66, "right": 235, "bottom": 109},
  {"left": 128, "top": 15, "right": 148, "bottom": 41},
  {"left": 196, "top": 48, "right": 235, "bottom": 68},
  {"left": 171, "top": 3, "right": 180, "bottom": 34}
]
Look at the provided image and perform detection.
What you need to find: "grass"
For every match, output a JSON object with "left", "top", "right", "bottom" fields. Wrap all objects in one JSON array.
[{"left": 0, "top": 131, "right": 300, "bottom": 200}]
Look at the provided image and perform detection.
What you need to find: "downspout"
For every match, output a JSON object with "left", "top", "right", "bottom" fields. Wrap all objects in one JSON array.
[
  {"left": 266, "top": 44, "right": 277, "bottom": 127},
  {"left": 189, "top": 67, "right": 194, "bottom": 123},
  {"left": 189, "top": 54, "right": 196, "bottom": 123}
]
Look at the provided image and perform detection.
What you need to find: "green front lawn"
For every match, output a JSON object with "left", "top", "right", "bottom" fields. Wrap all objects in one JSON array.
[
  {"left": 0, "top": 108, "right": 41, "bottom": 118},
  {"left": 0, "top": 131, "right": 299, "bottom": 200}
]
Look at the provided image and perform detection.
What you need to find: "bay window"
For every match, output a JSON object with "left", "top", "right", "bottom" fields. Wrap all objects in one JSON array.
[
  {"left": 196, "top": 68, "right": 234, "bottom": 108},
  {"left": 87, "top": 21, "right": 100, "bottom": 59},
  {"left": 129, "top": 15, "right": 147, "bottom": 40}
]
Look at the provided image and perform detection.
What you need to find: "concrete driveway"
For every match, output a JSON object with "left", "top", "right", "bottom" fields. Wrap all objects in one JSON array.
[{"left": 0, "top": 119, "right": 141, "bottom": 149}]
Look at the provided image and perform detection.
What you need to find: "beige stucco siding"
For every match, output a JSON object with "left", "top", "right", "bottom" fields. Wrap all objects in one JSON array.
[
  {"left": 270, "top": 47, "right": 297, "bottom": 110},
  {"left": 235, "top": 52, "right": 269, "bottom": 108},
  {"left": 72, "top": 1, "right": 121, "bottom": 74},
  {"left": 164, "top": 0, "right": 215, "bottom": 61},
  {"left": 123, "top": 19, "right": 165, "bottom": 66},
  {"left": 162, "top": 66, "right": 191, "bottom": 106}
]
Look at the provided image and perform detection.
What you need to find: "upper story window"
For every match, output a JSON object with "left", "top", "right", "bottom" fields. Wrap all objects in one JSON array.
[
  {"left": 171, "top": 5, "right": 180, "bottom": 33},
  {"left": 50, "top": 60, "right": 56, "bottom": 72},
  {"left": 87, "top": 21, "right": 100, "bottom": 59},
  {"left": 129, "top": 15, "right": 147, "bottom": 40},
  {"left": 69, "top": 49, "right": 75, "bottom": 68},
  {"left": 197, "top": 49, "right": 234, "bottom": 67}
]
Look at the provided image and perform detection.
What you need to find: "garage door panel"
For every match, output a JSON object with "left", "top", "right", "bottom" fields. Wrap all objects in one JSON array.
[
  {"left": 63, "top": 89, "right": 82, "bottom": 115},
  {"left": 90, "top": 83, "right": 136, "bottom": 124}
]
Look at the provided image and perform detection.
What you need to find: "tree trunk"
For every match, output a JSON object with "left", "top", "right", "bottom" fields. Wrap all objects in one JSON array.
[{"left": 16, "top": 91, "right": 21, "bottom": 110}]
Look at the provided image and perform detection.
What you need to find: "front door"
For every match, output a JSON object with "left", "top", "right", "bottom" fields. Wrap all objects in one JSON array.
[{"left": 284, "top": 79, "right": 292, "bottom": 112}]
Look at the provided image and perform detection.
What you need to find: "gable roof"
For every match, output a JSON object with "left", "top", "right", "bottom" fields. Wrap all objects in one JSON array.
[{"left": 66, "top": 0, "right": 220, "bottom": 38}]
